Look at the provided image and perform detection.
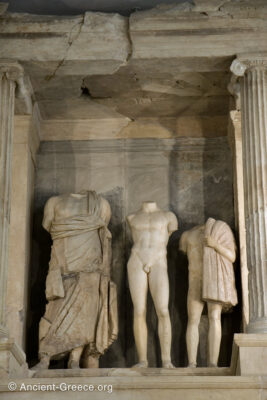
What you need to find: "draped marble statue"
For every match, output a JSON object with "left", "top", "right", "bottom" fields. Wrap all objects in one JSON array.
[
  {"left": 179, "top": 217, "right": 237, "bottom": 367},
  {"left": 127, "top": 201, "right": 178, "bottom": 368},
  {"left": 34, "top": 190, "right": 118, "bottom": 369}
]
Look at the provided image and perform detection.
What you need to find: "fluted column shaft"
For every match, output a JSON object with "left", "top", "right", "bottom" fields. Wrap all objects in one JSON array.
[
  {"left": 231, "top": 57, "right": 267, "bottom": 333},
  {"left": 0, "top": 62, "right": 23, "bottom": 337}
]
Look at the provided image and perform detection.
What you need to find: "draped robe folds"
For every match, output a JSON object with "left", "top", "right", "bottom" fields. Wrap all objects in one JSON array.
[
  {"left": 39, "top": 191, "right": 118, "bottom": 359},
  {"left": 202, "top": 218, "right": 238, "bottom": 311}
]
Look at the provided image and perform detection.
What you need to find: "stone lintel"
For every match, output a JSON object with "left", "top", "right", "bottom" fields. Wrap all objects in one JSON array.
[
  {"left": 0, "top": 7, "right": 267, "bottom": 68},
  {"left": 0, "top": 13, "right": 130, "bottom": 72}
]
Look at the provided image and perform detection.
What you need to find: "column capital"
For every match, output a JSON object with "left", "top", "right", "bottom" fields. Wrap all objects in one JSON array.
[
  {"left": 0, "top": 61, "right": 24, "bottom": 82},
  {"left": 230, "top": 53, "right": 267, "bottom": 77}
]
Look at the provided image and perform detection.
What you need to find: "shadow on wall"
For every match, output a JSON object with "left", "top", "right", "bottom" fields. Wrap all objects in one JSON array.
[
  {"left": 202, "top": 137, "right": 242, "bottom": 366},
  {"left": 168, "top": 137, "right": 241, "bottom": 367}
]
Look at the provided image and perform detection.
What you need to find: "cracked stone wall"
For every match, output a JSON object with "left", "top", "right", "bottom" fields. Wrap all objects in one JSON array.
[{"left": 27, "top": 137, "right": 242, "bottom": 368}]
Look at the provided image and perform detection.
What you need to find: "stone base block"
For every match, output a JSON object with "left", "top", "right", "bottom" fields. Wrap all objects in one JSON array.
[
  {"left": 234, "top": 333, "right": 267, "bottom": 376},
  {"left": 0, "top": 370, "right": 266, "bottom": 400},
  {"left": 0, "top": 338, "right": 28, "bottom": 379}
]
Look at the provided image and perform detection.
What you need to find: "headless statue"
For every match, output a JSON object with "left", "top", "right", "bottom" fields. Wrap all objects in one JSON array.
[
  {"left": 127, "top": 201, "right": 178, "bottom": 368},
  {"left": 34, "top": 190, "right": 118, "bottom": 369},
  {"left": 180, "top": 218, "right": 237, "bottom": 367}
]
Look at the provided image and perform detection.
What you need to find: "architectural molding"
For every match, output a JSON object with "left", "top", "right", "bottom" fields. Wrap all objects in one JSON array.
[
  {"left": 37, "top": 137, "right": 230, "bottom": 155},
  {"left": 0, "top": 339, "right": 26, "bottom": 366}
]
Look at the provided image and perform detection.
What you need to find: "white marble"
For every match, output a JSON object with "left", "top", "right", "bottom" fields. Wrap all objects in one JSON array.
[
  {"left": 180, "top": 218, "right": 237, "bottom": 367},
  {"left": 0, "top": 62, "right": 23, "bottom": 337},
  {"left": 234, "top": 333, "right": 267, "bottom": 376},
  {"left": 231, "top": 55, "right": 267, "bottom": 333},
  {"left": 35, "top": 191, "right": 118, "bottom": 370},
  {"left": 228, "top": 110, "right": 249, "bottom": 330},
  {"left": 127, "top": 201, "right": 178, "bottom": 368}
]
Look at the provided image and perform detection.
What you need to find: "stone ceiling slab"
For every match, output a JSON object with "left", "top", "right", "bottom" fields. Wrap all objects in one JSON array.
[
  {"left": 4, "top": 1, "right": 262, "bottom": 138},
  {"left": 37, "top": 97, "right": 131, "bottom": 120}
]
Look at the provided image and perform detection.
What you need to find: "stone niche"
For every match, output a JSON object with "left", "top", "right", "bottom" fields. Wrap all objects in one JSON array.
[{"left": 27, "top": 136, "right": 241, "bottom": 368}]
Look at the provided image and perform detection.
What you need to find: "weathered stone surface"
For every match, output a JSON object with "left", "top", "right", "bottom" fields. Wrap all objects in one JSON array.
[
  {"left": 2, "top": 2, "right": 267, "bottom": 132},
  {"left": 231, "top": 56, "right": 267, "bottom": 334},
  {"left": 0, "top": 12, "right": 130, "bottom": 75},
  {"left": 234, "top": 334, "right": 267, "bottom": 376},
  {"left": 0, "top": 62, "right": 23, "bottom": 338},
  {"left": 0, "top": 373, "right": 266, "bottom": 400},
  {"left": 130, "top": 4, "right": 267, "bottom": 59},
  {"left": 0, "top": 338, "right": 28, "bottom": 379},
  {"left": 7, "top": 118, "right": 38, "bottom": 349},
  {"left": 220, "top": 0, "right": 267, "bottom": 18},
  {"left": 193, "top": 0, "right": 230, "bottom": 13},
  {"left": 228, "top": 111, "right": 249, "bottom": 331}
]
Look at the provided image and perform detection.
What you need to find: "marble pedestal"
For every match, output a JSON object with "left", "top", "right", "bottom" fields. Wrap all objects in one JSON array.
[
  {"left": 234, "top": 334, "right": 267, "bottom": 376},
  {"left": 0, "top": 368, "right": 266, "bottom": 400},
  {"left": 0, "top": 338, "right": 28, "bottom": 379}
]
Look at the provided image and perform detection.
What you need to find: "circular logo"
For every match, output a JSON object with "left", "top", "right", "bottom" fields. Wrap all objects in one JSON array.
[{"left": 8, "top": 382, "right": 17, "bottom": 391}]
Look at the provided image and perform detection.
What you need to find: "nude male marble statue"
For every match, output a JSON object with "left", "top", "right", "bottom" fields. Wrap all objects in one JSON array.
[
  {"left": 179, "top": 217, "right": 238, "bottom": 367},
  {"left": 127, "top": 201, "right": 178, "bottom": 368},
  {"left": 34, "top": 190, "right": 118, "bottom": 369}
]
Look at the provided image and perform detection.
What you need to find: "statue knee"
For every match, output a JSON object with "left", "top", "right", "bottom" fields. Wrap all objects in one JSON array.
[
  {"left": 134, "top": 308, "right": 146, "bottom": 319},
  {"left": 208, "top": 311, "right": 221, "bottom": 324},
  {"left": 188, "top": 313, "right": 201, "bottom": 326},
  {"left": 157, "top": 307, "right": 169, "bottom": 319}
]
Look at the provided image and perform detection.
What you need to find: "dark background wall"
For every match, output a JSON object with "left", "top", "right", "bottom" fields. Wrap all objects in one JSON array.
[
  {"left": 27, "top": 137, "right": 241, "bottom": 368},
  {"left": 6, "top": 0, "right": 193, "bottom": 16}
]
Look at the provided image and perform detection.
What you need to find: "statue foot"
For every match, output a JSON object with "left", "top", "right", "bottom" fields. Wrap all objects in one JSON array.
[
  {"left": 208, "top": 363, "right": 218, "bottom": 368},
  {"left": 188, "top": 362, "right": 197, "bottom": 368},
  {"left": 68, "top": 360, "right": 80, "bottom": 369},
  {"left": 132, "top": 361, "right": 148, "bottom": 368},
  {"left": 32, "top": 356, "right": 50, "bottom": 370},
  {"left": 162, "top": 360, "right": 175, "bottom": 369}
]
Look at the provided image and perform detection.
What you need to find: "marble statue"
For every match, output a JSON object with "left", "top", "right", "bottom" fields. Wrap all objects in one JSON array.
[
  {"left": 127, "top": 201, "right": 178, "bottom": 368},
  {"left": 34, "top": 190, "right": 118, "bottom": 369},
  {"left": 179, "top": 217, "right": 238, "bottom": 367}
]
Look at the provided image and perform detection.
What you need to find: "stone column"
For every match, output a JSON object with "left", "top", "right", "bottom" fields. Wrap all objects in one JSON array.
[
  {"left": 0, "top": 62, "right": 23, "bottom": 338},
  {"left": 230, "top": 55, "right": 267, "bottom": 334}
]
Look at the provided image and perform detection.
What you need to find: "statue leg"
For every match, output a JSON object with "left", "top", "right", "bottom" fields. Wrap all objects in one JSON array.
[
  {"left": 186, "top": 294, "right": 204, "bottom": 368},
  {"left": 68, "top": 345, "right": 84, "bottom": 369},
  {"left": 128, "top": 254, "right": 148, "bottom": 367},
  {"left": 207, "top": 302, "right": 222, "bottom": 367},
  {"left": 85, "top": 355, "right": 99, "bottom": 368},
  {"left": 82, "top": 345, "right": 100, "bottom": 368},
  {"left": 149, "top": 261, "right": 173, "bottom": 368}
]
